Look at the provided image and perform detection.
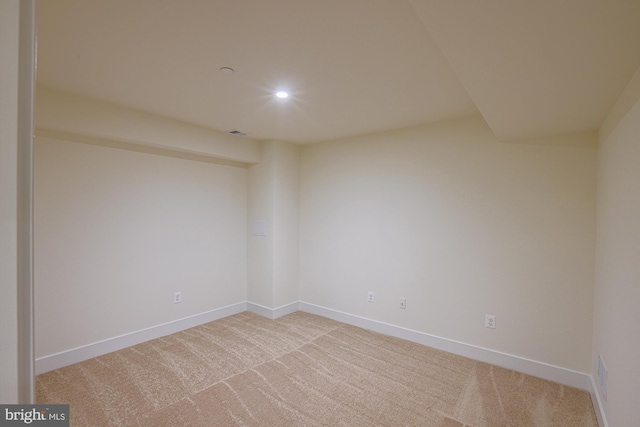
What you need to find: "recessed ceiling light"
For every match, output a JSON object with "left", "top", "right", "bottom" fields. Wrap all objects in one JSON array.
[
  {"left": 275, "top": 91, "right": 289, "bottom": 99},
  {"left": 219, "top": 67, "right": 234, "bottom": 75}
]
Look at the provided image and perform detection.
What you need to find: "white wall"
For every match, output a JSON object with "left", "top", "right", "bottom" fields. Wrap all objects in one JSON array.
[
  {"left": 300, "top": 116, "right": 596, "bottom": 372},
  {"left": 34, "top": 137, "right": 248, "bottom": 358},
  {"left": 0, "top": 0, "right": 21, "bottom": 403},
  {"left": 1, "top": 0, "right": 35, "bottom": 403},
  {"left": 271, "top": 142, "right": 300, "bottom": 307},
  {"left": 36, "top": 87, "right": 260, "bottom": 165},
  {"left": 593, "top": 66, "right": 640, "bottom": 427},
  {"left": 247, "top": 143, "right": 274, "bottom": 307},
  {"left": 247, "top": 140, "right": 300, "bottom": 310}
]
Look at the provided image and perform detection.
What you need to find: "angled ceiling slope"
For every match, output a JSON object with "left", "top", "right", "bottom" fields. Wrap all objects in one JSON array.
[
  {"left": 410, "top": 0, "right": 640, "bottom": 141},
  {"left": 35, "top": 0, "right": 476, "bottom": 144},
  {"left": 36, "top": 1, "right": 640, "bottom": 144}
]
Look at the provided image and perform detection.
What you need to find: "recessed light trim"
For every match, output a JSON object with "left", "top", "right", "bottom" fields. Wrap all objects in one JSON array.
[
  {"left": 275, "top": 91, "right": 289, "bottom": 99},
  {"left": 220, "top": 67, "right": 235, "bottom": 75}
]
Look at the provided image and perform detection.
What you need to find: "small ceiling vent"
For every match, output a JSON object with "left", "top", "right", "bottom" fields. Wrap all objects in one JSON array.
[{"left": 228, "top": 129, "right": 248, "bottom": 136}]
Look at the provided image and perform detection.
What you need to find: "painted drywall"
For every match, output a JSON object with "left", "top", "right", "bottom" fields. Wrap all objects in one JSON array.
[
  {"left": 593, "top": 67, "right": 640, "bottom": 426},
  {"left": 299, "top": 116, "right": 596, "bottom": 372},
  {"left": 34, "top": 137, "right": 248, "bottom": 358},
  {"left": 247, "top": 140, "right": 300, "bottom": 309},
  {"left": 271, "top": 141, "right": 300, "bottom": 307},
  {"left": 247, "top": 144, "right": 274, "bottom": 307},
  {"left": 0, "top": 0, "right": 21, "bottom": 403},
  {"left": 36, "top": 86, "right": 260, "bottom": 164},
  {"left": 600, "top": 65, "right": 640, "bottom": 141}
]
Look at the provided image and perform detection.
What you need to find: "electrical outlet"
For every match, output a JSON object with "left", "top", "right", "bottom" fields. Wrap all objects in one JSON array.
[
  {"left": 367, "top": 291, "right": 375, "bottom": 303},
  {"left": 399, "top": 297, "right": 406, "bottom": 309},
  {"left": 173, "top": 291, "right": 182, "bottom": 304},
  {"left": 485, "top": 314, "right": 496, "bottom": 329}
]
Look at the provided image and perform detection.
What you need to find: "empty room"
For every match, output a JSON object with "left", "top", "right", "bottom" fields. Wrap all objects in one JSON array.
[{"left": 2, "top": 1, "right": 640, "bottom": 426}]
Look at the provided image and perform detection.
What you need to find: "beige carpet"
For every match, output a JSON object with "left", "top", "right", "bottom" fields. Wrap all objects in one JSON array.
[{"left": 37, "top": 311, "right": 598, "bottom": 426}]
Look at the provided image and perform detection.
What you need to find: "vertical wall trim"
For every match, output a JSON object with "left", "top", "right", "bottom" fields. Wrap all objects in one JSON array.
[{"left": 17, "top": 0, "right": 36, "bottom": 404}]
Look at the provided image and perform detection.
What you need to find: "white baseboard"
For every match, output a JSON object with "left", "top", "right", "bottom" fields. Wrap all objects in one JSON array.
[
  {"left": 37, "top": 299, "right": 593, "bottom": 389},
  {"left": 35, "top": 302, "right": 247, "bottom": 375},
  {"left": 246, "top": 301, "right": 300, "bottom": 319},
  {"left": 35, "top": 301, "right": 301, "bottom": 375},
  {"left": 299, "top": 302, "right": 607, "bottom": 426},
  {"left": 34, "top": 299, "right": 607, "bottom": 426},
  {"left": 589, "top": 374, "right": 609, "bottom": 427},
  {"left": 300, "top": 303, "right": 610, "bottom": 425},
  {"left": 299, "top": 302, "right": 593, "bottom": 391}
]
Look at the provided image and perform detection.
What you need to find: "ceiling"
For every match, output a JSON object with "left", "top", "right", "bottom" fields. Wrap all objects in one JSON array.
[{"left": 36, "top": 0, "right": 640, "bottom": 144}]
